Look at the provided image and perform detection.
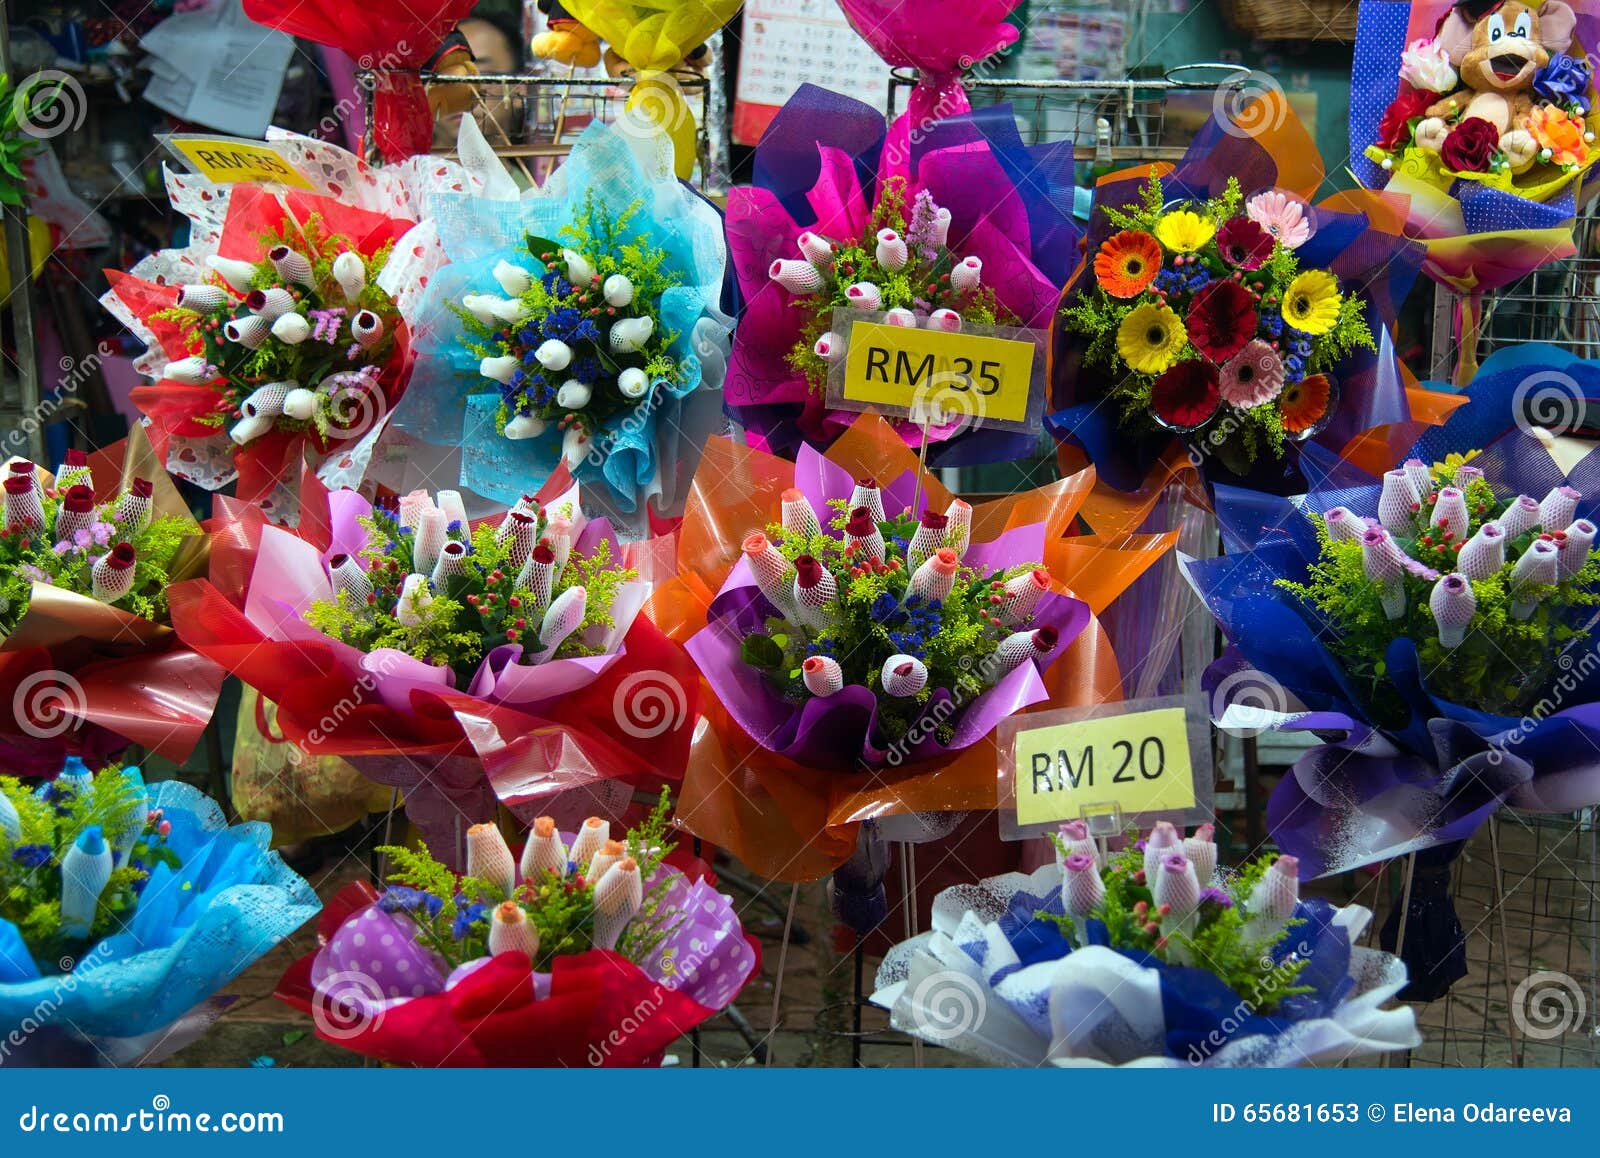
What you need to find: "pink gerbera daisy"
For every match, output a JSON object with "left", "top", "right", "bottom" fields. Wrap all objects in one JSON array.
[
  {"left": 1245, "top": 191, "right": 1311, "bottom": 250},
  {"left": 1218, "top": 340, "right": 1285, "bottom": 408}
]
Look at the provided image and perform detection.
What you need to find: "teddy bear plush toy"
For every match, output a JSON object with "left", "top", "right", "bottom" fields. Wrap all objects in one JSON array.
[
  {"left": 1412, "top": 0, "right": 1584, "bottom": 172},
  {"left": 532, "top": 0, "right": 604, "bottom": 69}
]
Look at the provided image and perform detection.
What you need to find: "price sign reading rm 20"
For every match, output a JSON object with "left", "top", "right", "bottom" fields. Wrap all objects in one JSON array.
[
  {"left": 841, "top": 320, "right": 1034, "bottom": 425},
  {"left": 1011, "top": 706, "right": 1198, "bottom": 827}
]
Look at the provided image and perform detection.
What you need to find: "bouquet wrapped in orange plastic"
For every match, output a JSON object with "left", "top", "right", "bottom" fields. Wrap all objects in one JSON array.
[{"left": 649, "top": 414, "right": 1175, "bottom": 886}]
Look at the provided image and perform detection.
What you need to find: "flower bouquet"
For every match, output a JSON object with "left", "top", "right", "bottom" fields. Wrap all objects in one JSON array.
[
  {"left": 168, "top": 472, "right": 700, "bottom": 861},
  {"left": 398, "top": 120, "right": 730, "bottom": 527},
  {"left": 102, "top": 130, "right": 472, "bottom": 516},
  {"left": 1050, "top": 90, "right": 1422, "bottom": 493},
  {"left": 651, "top": 412, "right": 1174, "bottom": 882},
  {"left": 1188, "top": 342, "right": 1600, "bottom": 878},
  {"left": 1351, "top": 0, "right": 1600, "bottom": 383},
  {"left": 0, "top": 759, "right": 319, "bottom": 1066},
  {"left": 557, "top": 0, "right": 742, "bottom": 179},
  {"left": 0, "top": 434, "right": 222, "bottom": 775},
  {"left": 871, "top": 822, "right": 1419, "bottom": 1066},
  {"left": 724, "top": 84, "right": 1080, "bottom": 465},
  {"left": 242, "top": 0, "right": 480, "bottom": 161},
  {"left": 276, "top": 793, "right": 756, "bottom": 1066}
]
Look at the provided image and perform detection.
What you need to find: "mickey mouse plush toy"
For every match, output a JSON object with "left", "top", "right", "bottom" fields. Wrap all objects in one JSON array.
[{"left": 1414, "top": 0, "right": 1582, "bottom": 171}]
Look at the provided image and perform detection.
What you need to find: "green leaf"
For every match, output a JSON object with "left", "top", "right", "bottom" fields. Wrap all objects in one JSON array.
[{"left": 741, "top": 634, "right": 785, "bottom": 670}]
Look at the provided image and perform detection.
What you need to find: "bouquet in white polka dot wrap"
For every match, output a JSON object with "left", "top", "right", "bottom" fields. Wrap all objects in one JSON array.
[
  {"left": 0, "top": 768, "right": 319, "bottom": 1066},
  {"left": 283, "top": 793, "right": 756, "bottom": 1067}
]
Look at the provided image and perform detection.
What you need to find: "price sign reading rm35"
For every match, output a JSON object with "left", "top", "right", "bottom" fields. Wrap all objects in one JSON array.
[
  {"left": 837, "top": 319, "right": 1036, "bottom": 426},
  {"left": 1011, "top": 706, "right": 1198, "bottom": 827},
  {"left": 166, "top": 135, "right": 314, "bottom": 190}
]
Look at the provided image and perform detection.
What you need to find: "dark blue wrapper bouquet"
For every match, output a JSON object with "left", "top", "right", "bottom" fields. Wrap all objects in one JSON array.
[{"left": 1187, "top": 342, "right": 1600, "bottom": 884}]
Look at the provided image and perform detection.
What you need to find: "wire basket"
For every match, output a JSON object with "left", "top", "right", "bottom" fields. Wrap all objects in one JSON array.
[
  {"left": 1219, "top": 0, "right": 1360, "bottom": 43},
  {"left": 884, "top": 64, "right": 1253, "bottom": 164},
  {"left": 360, "top": 68, "right": 715, "bottom": 187}
]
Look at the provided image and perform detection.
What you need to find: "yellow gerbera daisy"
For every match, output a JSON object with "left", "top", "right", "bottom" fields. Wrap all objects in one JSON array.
[
  {"left": 1154, "top": 211, "right": 1215, "bottom": 253},
  {"left": 1282, "top": 270, "right": 1342, "bottom": 335},
  {"left": 1117, "top": 302, "right": 1187, "bottom": 375}
]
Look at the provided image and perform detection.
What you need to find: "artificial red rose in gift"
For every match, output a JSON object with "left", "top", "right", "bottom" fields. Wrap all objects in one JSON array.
[
  {"left": 1440, "top": 117, "right": 1501, "bottom": 173},
  {"left": 1377, "top": 88, "right": 1436, "bottom": 150},
  {"left": 1185, "top": 279, "right": 1257, "bottom": 364}
]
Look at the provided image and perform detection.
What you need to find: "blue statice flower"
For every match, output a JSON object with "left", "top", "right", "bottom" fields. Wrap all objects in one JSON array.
[
  {"left": 446, "top": 520, "right": 463, "bottom": 534},
  {"left": 451, "top": 898, "right": 489, "bottom": 939},
  {"left": 380, "top": 886, "right": 444, "bottom": 919},
  {"left": 383, "top": 540, "right": 399, "bottom": 554},
  {"left": 870, "top": 593, "right": 900, "bottom": 621},
  {"left": 1259, "top": 310, "right": 1284, "bottom": 338},
  {"left": 522, "top": 350, "right": 541, "bottom": 366},
  {"left": 11, "top": 845, "right": 51, "bottom": 868},
  {"left": 571, "top": 355, "right": 603, "bottom": 383},
  {"left": 892, "top": 536, "right": 911, "bottom": 557},
  {"left": 575, "top": 318, "right": 601, "bottom": 343},
  {"left": 519, "top": 327, "right": 538, "bottom": 345},
  {"left": 1184, "top": 270, "right": 1213, "bottom": 292},
  {"left": 398, "top": 526, "right": 413, "bottom": 537},
  {"left": 1154, "top": 268, "right": 1184, "bottom": 294},
  {"left": 543, "top": 307, "right": 583, "bottom": 342},
  {"left": 1285, "top": 355, "right": 1306, "bottom": 380},
  {"left": 540, "top": 269, "right": 570, "bottom": 296},
  {"left": 511, "top": 368, "right": 528, "bottom": 386}
]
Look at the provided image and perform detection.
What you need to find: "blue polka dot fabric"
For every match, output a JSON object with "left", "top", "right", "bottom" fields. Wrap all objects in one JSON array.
[{"left": 1350, "top": 0, "right": 1413, "bottom": 191}]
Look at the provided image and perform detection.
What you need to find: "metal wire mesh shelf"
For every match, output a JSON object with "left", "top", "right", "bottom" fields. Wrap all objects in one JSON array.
[
  {"left": 885, "top": 64, "right": 1253, "bottom": 163},
  {"left": 1399, "top": 813, "right": 1600, "bottom": 1067}
]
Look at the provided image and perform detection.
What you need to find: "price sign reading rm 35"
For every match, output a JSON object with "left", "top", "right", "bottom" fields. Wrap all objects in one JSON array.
[
  {"left": 1011, "top": 706, "right": 1198, "bottom": 827},
  {"left": 837, "top": 319, "right": 1036, "bottom": 426},
  {"left": 166, "top": 135, "right": 314, "bottom": 190}
]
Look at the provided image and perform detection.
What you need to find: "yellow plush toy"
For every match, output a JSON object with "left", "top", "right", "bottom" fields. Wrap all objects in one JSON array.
[{"left": 532, "top": 0, "right": 604, "bottom": 69}]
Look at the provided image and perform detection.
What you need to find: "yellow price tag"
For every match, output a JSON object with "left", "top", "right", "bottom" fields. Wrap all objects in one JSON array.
[
  {"left": 841, "top": 320, "right": 1035, "bottom": 425},
  {"left": 168, "top": 136, "right": 314, "bottom": 190},
  {"left": 1012, "top": 707, "right": 1197, "bottom": 827}
]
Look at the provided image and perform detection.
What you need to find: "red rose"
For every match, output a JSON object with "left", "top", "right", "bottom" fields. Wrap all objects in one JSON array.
[
  {"left": 1377, "top": 88, "right": 1436, "bottom": 150},
  {"left": 1440, "top": 117, "right": 1501, "bottom": 173},
  {"left": 1186, "top": 280, "right": 1257, "bottom": 364}
]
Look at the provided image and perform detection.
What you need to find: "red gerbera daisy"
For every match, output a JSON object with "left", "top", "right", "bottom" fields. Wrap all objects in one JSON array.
[
  {"left": 1216, "top": 218, "right": 1273, "bottom": 271},
  {"left": 1186, "top": 280, "right": 1257, "bottom": 364},
  {"left": 1150, "top": 361, "right": 1221, "bottom": 431}
]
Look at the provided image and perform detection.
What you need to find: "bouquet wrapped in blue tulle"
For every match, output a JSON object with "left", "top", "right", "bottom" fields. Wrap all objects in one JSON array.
[
  {"left": 1187, "top": 342, "right": 1600, "bottom": 878},
  {"left": 0, "top": 758, "right": 319, "bottom": 1066},
  {"left": 396, "top": 120, "right": 731, "bottom": 529},
  {"left": 872, "top": 821, "right": 1418, "bottom": 1066}
]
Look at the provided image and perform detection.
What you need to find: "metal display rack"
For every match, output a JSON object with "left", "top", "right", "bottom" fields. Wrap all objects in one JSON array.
[
  {"left": 885, "top": 64, "right": 1253, "bottom": 160},
  {"left": 360, "top": 65, "right": 721, "bottom": 189}
]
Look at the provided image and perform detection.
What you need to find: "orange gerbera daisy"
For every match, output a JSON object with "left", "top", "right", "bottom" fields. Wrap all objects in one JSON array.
[
  {"left": 1280, "top": 373, "right": 1333, "bottom": 434},
  {"left": 1529, "top": 106, "right": 1588, "bottom": 168},
  {"left": 1094, "top": 230, "right": 1163, "bottom": 298}
]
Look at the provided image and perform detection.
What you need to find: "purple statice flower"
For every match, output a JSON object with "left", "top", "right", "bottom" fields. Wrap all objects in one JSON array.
[
  {"left": 308, "top": 307, "right": 347, "bottom": 343},
  {"left": 72, "top": 528, "right": 92, "bottom": 549},
  {"left": 90, "top": 522, "right": 113, "bottom": 546},
  {"left": 906, "top": 188, "right": 941, "bottom": 262},
  {"left": 18, "top": 564, "right": 49, "bottom": 584},
  {"left": 1404, "top": 559, "right": 1440, "bottom": 582},
  {"left": 51, "top": 540, "right": 73, "bottom": 555},
  {"left": 1198, "top": 887, "right": 1233, "bottom": 909}
]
